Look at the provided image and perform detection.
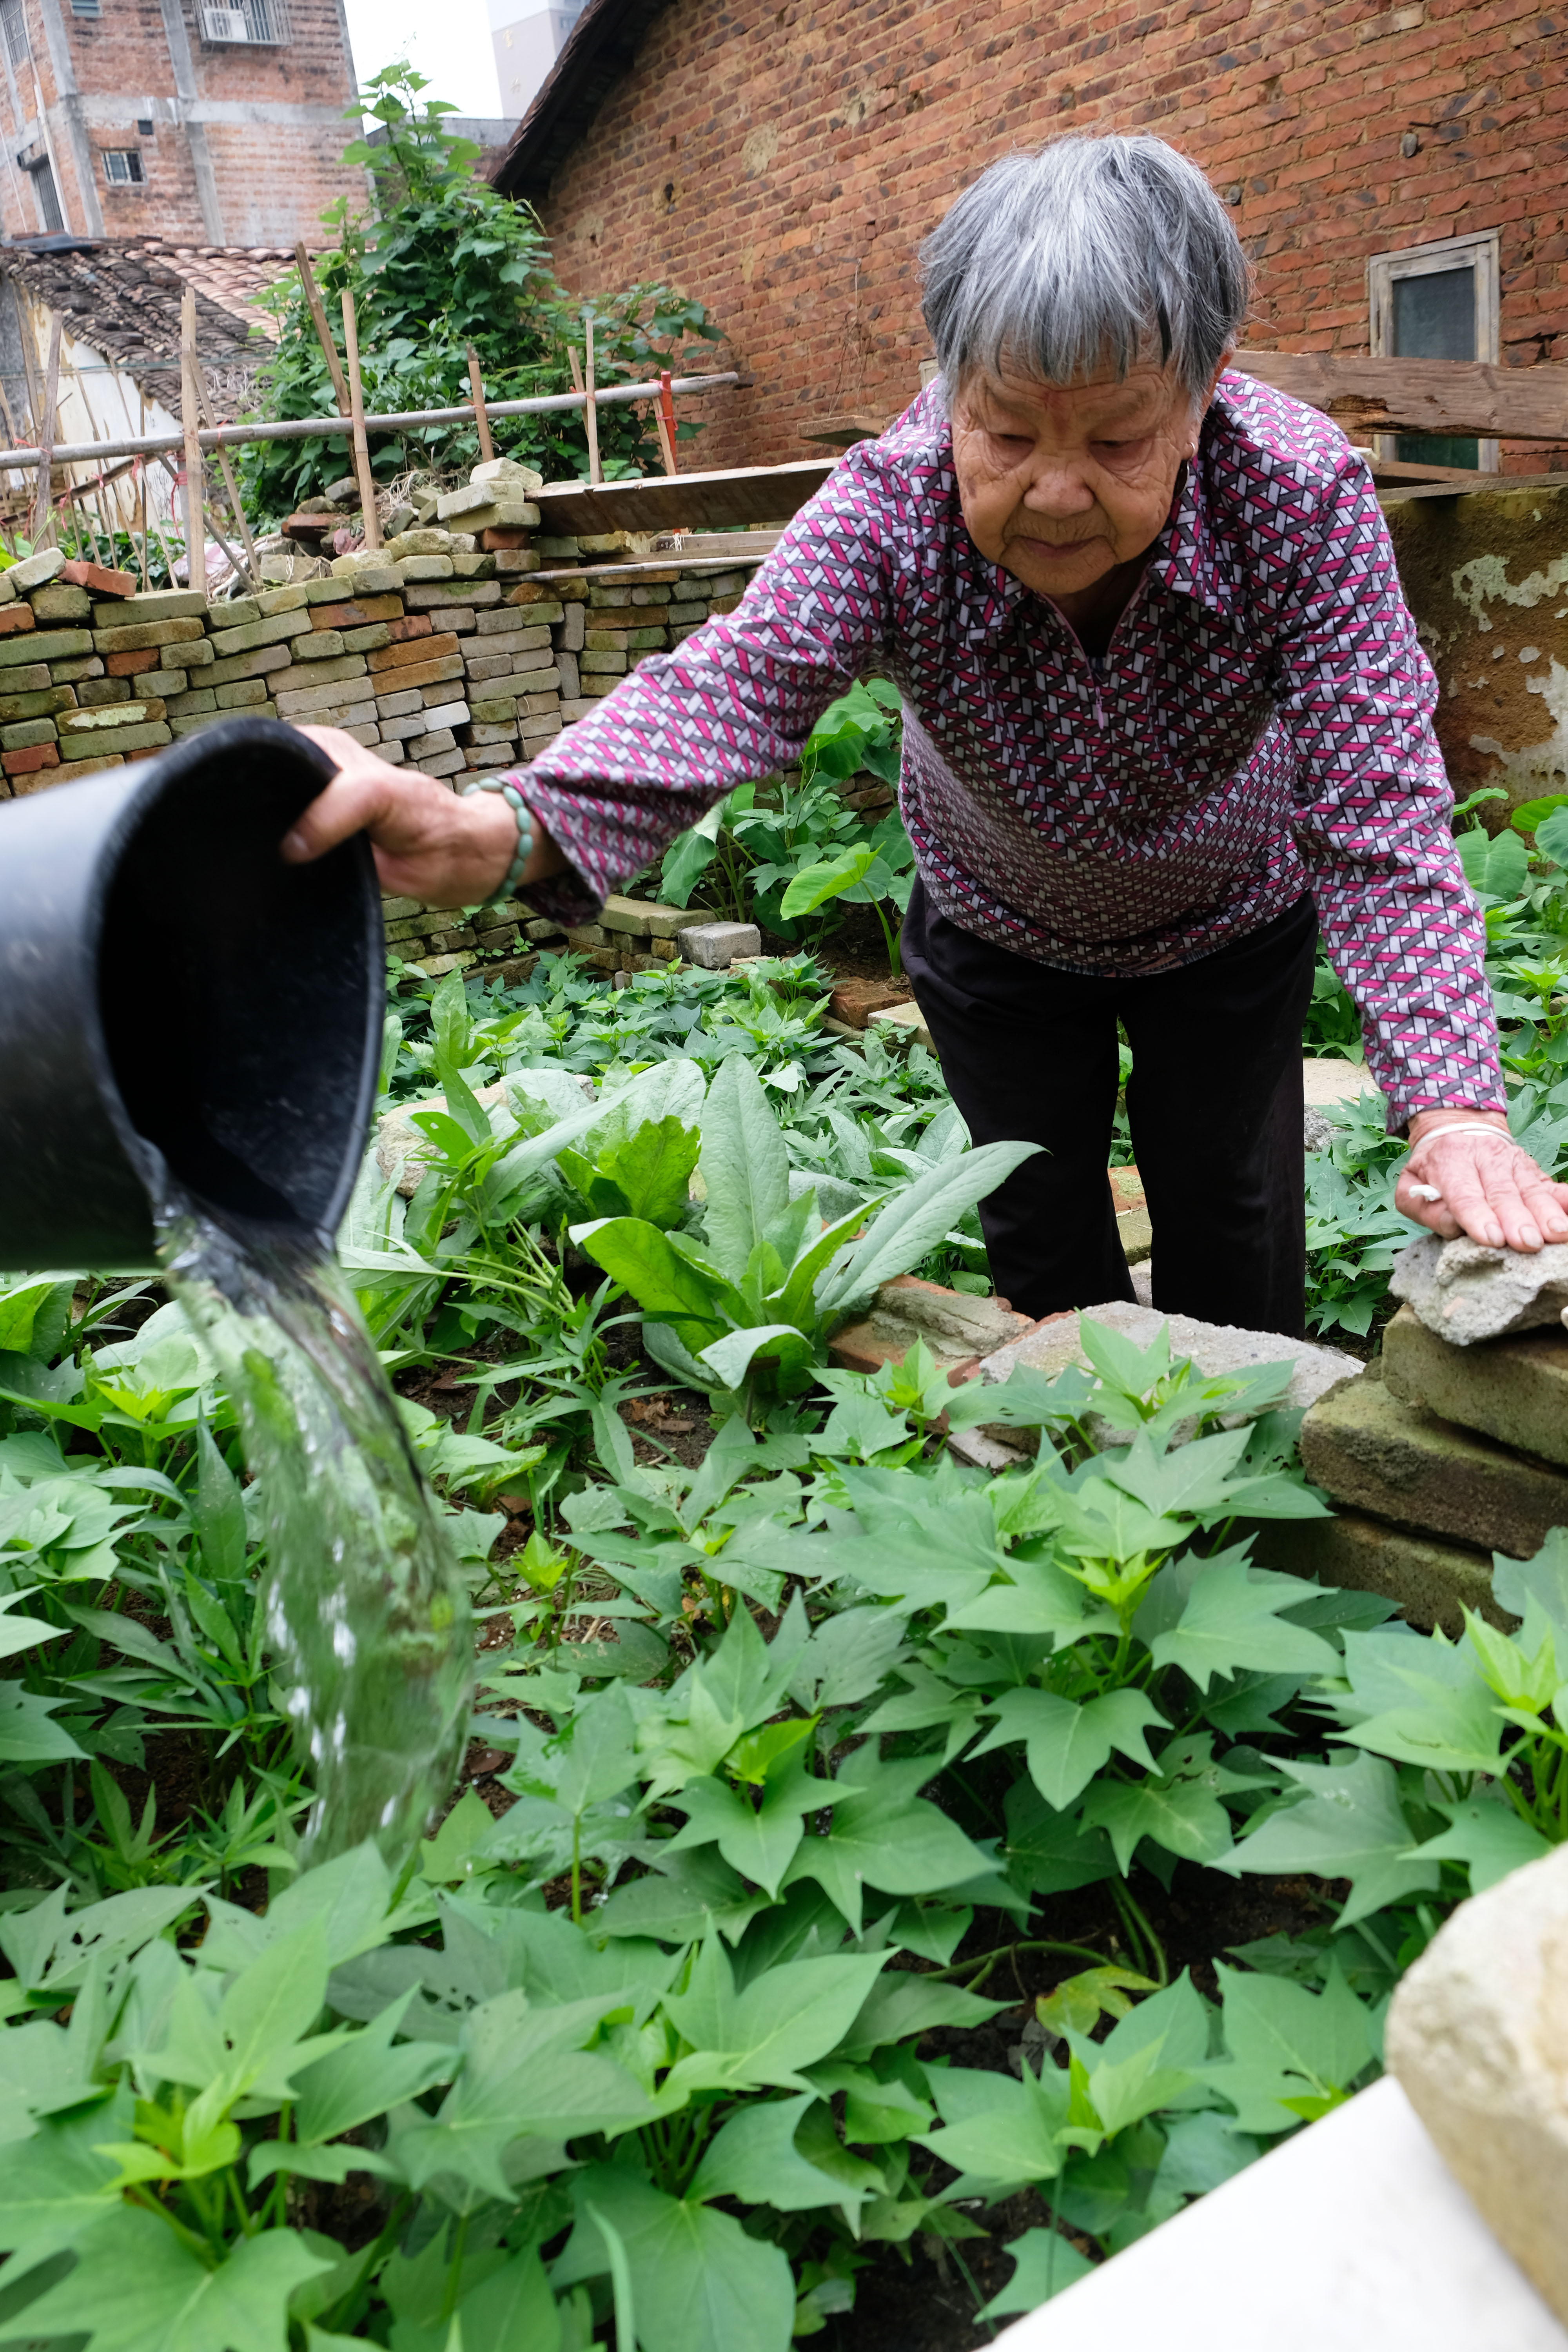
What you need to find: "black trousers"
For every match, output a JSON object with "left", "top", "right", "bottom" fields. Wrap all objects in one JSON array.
[{"left": 902, "top": 879, "right": 1319, "bottom": 1339}]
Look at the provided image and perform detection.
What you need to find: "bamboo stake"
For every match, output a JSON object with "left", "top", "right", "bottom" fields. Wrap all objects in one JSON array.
[
  {"left": 466, "top": 344, "right": 494, "bottom": 463},
  {"left": 178, "top": 286, "right": 206, "bottom": 600},
  {"left": 339, "top": 288, "right": 381, "bottom": 551},
  {"left": 194, "top": 364, "right": 258, "bottom": 591},
  {"left": 16, "top": 311, "right": 41, "bottom": 445},
  {"left": 294, "top": 242, "right": 351, "bottom": 416},
  {"left": 655, "top": 369, "right": 678, "bottom": 476},
  {"left": 31, "top": 313, "right": 60, "bottom": 549},
  {"left": 582, "top": 312, "right": 602, "bottom": 485},
  {"left": 137, "top": 389, "right": 149, "bottom": 589},
  {"left": 0, "top": 379, "right": 22, "bottom": 508}
]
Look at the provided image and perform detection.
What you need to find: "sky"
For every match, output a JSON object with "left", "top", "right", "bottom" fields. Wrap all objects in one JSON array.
[{"left": 341, "top": 0, "right": 503, "bottom": 121}]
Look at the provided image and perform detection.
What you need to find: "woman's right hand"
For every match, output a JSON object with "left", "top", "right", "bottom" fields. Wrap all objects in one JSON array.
[{"left": 279, "top": 727, "right": 567, "bottom": 909}]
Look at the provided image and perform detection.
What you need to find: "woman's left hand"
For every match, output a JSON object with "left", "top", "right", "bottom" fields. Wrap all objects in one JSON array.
[{"left": 1397, "top": 1110, "right": 1568, "bottom": 1252}]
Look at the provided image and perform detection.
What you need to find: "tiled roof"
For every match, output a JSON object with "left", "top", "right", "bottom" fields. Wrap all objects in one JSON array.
[{"left": 0, "top": 241, "right": 299, "bottom": 421}]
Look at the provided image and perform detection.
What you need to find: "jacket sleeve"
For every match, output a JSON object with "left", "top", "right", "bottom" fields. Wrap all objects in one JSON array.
[
  {"left": 1278, "top": 452, "right": 1504, "bottom": 1127},
  {"left": 511, "top": 452, "right": 898, "bottom": 925}
]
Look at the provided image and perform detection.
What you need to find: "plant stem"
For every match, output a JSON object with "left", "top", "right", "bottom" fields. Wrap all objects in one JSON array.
[
  {"left": 927, "top": 1935, "right": 1112, "bottom": 1987},
  {"left": 1109, "top": 1878, "right": 1169, "bottom": 1987},
  {"left": 572, "top": 1810, "right": 583, "bottom": 1925}
]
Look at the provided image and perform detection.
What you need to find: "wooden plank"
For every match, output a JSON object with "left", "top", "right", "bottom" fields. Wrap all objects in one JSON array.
[
  {"left": 1234, "top": 350, "right": 1568, "bottom": 443},
  {"left": 1379, "top": 471, "right": 1568, "bottom": 503},
  {"left": 534, "top": 457, "right": 837, "bottom": 536}
]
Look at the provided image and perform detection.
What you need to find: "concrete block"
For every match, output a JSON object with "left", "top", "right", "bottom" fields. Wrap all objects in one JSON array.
[
  {"left": 677, "top": 920, "right": 761, "bottom": 968},
  {"left": 7, "top": 547, "right": 65, "bottom": 591},
  {"left": 1387, "top": 1843, "right": 1568, "bottom": 2332},
  {"left": 1383, "top": 1306, "right": 1568, "bottom": 1469},
  {"left": 1300, "top": 1370, "right": 1568, "bottom": 1558},
  {"left": 600, "top": 896, "right": 693, "bottom": 939},
  {"left": 1392, "top": 1232, "right": 1568, "bottom": 1347}
]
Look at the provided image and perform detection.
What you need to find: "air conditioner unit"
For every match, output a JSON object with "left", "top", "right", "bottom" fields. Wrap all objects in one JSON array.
[{"left": 201, "top": 7, "right": 251, "bottom": 39}]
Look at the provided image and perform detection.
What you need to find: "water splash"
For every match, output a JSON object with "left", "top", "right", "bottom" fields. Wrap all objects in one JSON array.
[{"left": 158, "top": 1200, "right": 473, "bottom": 1862}]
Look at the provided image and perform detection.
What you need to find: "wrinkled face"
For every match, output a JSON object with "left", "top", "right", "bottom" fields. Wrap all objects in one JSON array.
[{"left": 949, "top": 351, "right": 1231, "bottom": 601}]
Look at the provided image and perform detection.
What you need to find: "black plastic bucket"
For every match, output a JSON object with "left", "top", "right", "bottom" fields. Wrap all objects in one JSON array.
[{"left": 0, "top": 717, "right": 383, "bottom": 1270}]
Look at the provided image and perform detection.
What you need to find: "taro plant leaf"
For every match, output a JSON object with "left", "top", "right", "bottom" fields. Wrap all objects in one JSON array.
[
  {"left": 554, "top": 2161, "right": 796, "bottom": 2352},
  {"left": 1143, "top": 1552, "right": 1341, "bottom": 1693},
  {"left": 698, "top": 1053, "right": 792, "bottom": 1271},
  {"left": 971, "top": 1688, "right": 1167, "bottom": 1811},
  {"left": 779, "top": 843, "right": 878, "bottom": 920},
  {"left": 1457, "top": 822, "right": 1530, "bottom": 900},
  {"left": 661, "top": 1938, "right": 889, "bottom": 2094},
  {"left": 1221, "top": 1749, "right": 1439, "bottom": 1926},
  {"left": 690, "top": 2087, "right": 864, "bottom": 2218},
  {"left": 977, "top": 2227, "right": 1097, "bottom": 2318},
  {"left": 780, "top": 1752, "right": 993, "bottom": 1933},
  {"left": 1202, "top": 1960, "right": 1377, "bottom": 2132},
  {"left": 9, "top": 2201, "right": 337, "bottom": 2352}
]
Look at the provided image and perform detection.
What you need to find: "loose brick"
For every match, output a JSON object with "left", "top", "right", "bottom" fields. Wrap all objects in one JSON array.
[
  {"left": 0, "top": 717, "right": 55, "bottom": 749},
  {"left": 1300, "top": 1371, "right": 1568, "bottom": 1560},
  {"left": 29, "top": 584, "right": 91, "bottom": 623},
  {"left": 0, "top": 664, "right": 51, "bottom": 695},
  {"left": 2, "top": 741, "right": 57, "bottom": 775},
  {"left": 46, "top": 655, "right": 104, "bottom": 682},
  {"left": 386, "top": 613, "right": 434, "bottom": 644},
  {"left": 38, "top": 751, "right": 124, "bottom": 788},
  {"left": 215, "top": 679, "right": 270, "bottom": 709},
  {"left": 91, "top": 590, "right": 205, "bottom": 623},
  {"left": 91, "top": 619, "right": 204, "bottom": 655},
  {"left": 374, "top": 653, "right": 465, "bottom": 694},
  {"left": 267, "top": 653, "right": 370, "bottom": 695},
  {"left": 0, "top": 685, "right": 74, "bottom": 722},
  {"left": 207, "top": 644, "right": 292, "bottom": 687},
  {"left": 58, "top": 704, "right": 167, "bottom": 737},
  {"left": 0, "top": 604, "right": 35, "bottom": 638},
  {"left": 403, "top": 582, "right": 502, "bottom": 612},
  {"left": 367, "top": 631, "right": 461, "bottom": 675},
  {"left": 77, "top": 678, "right": 131, "bottom": 707},
  {"left": 168, "top": 687, "right": 218, "bottom": 717},
  {"left": 310, "top": 595, "right": 403, "bottom": 630},
  {"left": 141, "top": 669, "right": 188, "bottom": 698},
  {"left": 0, "top": 629, "right": 90, "bottom": 671},
  {"left": 207, "top": 609, "right": 314, "bottom": 659},
  {"left": 60, "top": 561, "right": 136, "bottom": 597},
  {"left": 105, "top": 647, "right": 161, "bottom": 677},
  {"left": 293, "top": 630, "right": 347, "bottom": 661}
]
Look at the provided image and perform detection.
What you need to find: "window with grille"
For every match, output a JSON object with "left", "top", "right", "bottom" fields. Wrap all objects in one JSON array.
[
  {"left": 103, "top": 149, "right": 144, "bottom": 185},
  {"left": 199, "top": 0, "right": 291, "bottom": 42},
  {"left": 1368, "top": 232, "right": 1501, "bottom": 472},
  {"left": 69, "top": 0, "right": 101, "bottom": 17},
  {"left": 0, "top": 0, "right": 27, "bottom": 67}
]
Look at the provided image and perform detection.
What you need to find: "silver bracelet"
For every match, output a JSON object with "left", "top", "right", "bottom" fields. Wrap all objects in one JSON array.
[
  {"left": 1408, "top": 1123, "right": 1514, "bottom": 1147},
  {"left": 459, "top": 774, "right": 534, "bottom": 894}
]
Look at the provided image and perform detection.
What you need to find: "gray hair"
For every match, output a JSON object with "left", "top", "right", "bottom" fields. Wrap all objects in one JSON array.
[{"left": 920, "top": 135, "right": 1251, "bottom": 405}]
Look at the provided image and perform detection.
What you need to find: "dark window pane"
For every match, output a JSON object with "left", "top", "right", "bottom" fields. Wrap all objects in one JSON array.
[
  {"left": 1391, "top": 264, "right": 1479, "bottom": 468},
  {"left": 34, "top": 162, "right": 62, "bottom": 235}
]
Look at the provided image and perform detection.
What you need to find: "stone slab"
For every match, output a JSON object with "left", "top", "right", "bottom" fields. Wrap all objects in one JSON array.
[
  {"left": 1391, "top": 1232, "right": 1568, "bottom": 1346},
  {"left": 993, "top": 2077, "right": 1568, "bottom": 2352},
  {"left": 829, "top": 1274, "right": 1031, "bottom": 1379},
  {"left": 978, "top": 1300, "right": 1362, "bottom": 1413},
  {"left": 1250, "top": 1506, "right": 1508, "bottom": 1634},
  {"left": 1299, "top": 1369, "right": 1568, "bottom": 1558},
  {"left": 868, "top": 1000, "right": 935, "bottom": 1054},
  {"left": 1302, "top": 1056, "right": 1378, "bottom": 1106},
  {"left": 677, "top": 920, "right": 761, "bottom": 969},
  {"left": 1383, "top": 1304, "right": 1568, "bottom": 1469},
  {"left": 1388, "top": 1844, "right": 1568, "bottom": 2332}
]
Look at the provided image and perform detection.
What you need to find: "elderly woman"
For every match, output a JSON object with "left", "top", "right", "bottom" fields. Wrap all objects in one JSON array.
[{"left": 287, "top": 132, "right": 1568, "bottom": 1336}]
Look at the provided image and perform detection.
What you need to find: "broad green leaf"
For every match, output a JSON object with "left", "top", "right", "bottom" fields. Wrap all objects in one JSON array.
[
  {"left": 781, "top": 1753, "right": 991, "bottom": 1931},
  {"left": 1203, "top": 1961, "right": 1376, "bottom": 2133},
  {"left": 779, "top": 844, "right": 878, "bottom": 919},
  {"left": 698, "top": 1054, "right": 792, "bottom": 1275},
  {"left": 1147, "top": 1553, "right": 1341, "bottom": 1692},
  {"left": 0, "top": 1680, "right": 86, "bottom": 1763},
  {"left": 1084, "top": 2037, "right": 1198, "bottom": 2136},
  {"left": 1081, "top": 1761, "right": 1235, "bottom": 1874},
  {"left": 573, "top": 1216, "right": 723, "bottom": 1331},
  {"left": 450, "top": 2248, "right": 561, "bottom": 2352},
  {"left": 1336, "top": 1669, "right": 1506, "bottom": 1776},
  {"left": 1403, "top": 1793, "right": 1552, "bottom": 1893},
  {"left": 977, "top": 2227, "right": 1096, "bottom": 2318},
  {"left": 1457, "top": 823, "right": 1529, "bottom": 900},
  {"left": 661, "top": 1939, "right": 887, "bottom": 2094},
  {"left": 0, "top": 1591, "right": 65, "bottom": 1662},
  {"left": 915, "top": 2061, "right": 1069, "bottom": 2187},
  {"left": 818, "top": 1140, "right": 1041, "bottom": 1316},
  {"left": 667, "top": 1756, "right": 825, "bottom": 1899},
  {"left": 1222, "top": 1750, "right": 1438, "bottom": 1926},
  {"left": 971, "top": 1688, "right": 1166, "bottom": 1810},
  {"left": 1512, "top": 792, "right": 1568, "bottom": 839},
  {"left": 13, "top": 2203, "right": 335, "bottom": 2352},
  {"left": 832, "top": 1971, "right": 1007, "bottom": 2062},
  {"left": 945, "top": 1547, "right": 1119, "bottom": 1643},
  {"left": 0, "top": 2085, "right": 130, "bottom": 2265},
  {"left": 291, "top": 1991, "right": 454, "bottom": 2144},
  {"left": 0, "top": 1278, "right": 54, "bottom": 1355},
  {"left": 690, "top": 2088, "right": 861, "bottom": 2217},
  {"left": 554, "top": 2162, "right": 795, "bottom": 2352},
  {"left": 697, "top": 1324, "right": 815, "bottom": 1393},
  {"left": 605, "top": 1115, "right": 702, "bottom": 1225},
  {"left": 1004, "top": 1779, "right": 1118, "bottom": 1895}
]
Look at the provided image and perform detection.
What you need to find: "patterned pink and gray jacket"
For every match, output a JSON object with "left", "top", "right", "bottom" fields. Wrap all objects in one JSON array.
[{"left": 521, "top": 370, "right": 1503, "bottom": 1125}]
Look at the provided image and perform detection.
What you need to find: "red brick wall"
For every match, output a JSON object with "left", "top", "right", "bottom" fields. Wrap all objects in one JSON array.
[
  {"left": 538, "top": 0, "right": 1568, "bottom": 473},
  {"left": 3, "top": 0, "right": 361, "bottom": 248}
]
